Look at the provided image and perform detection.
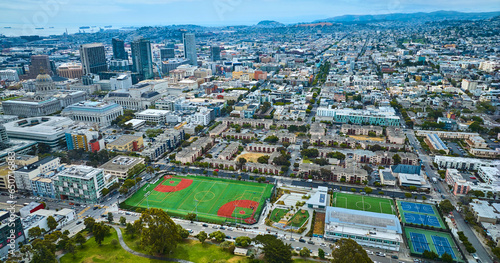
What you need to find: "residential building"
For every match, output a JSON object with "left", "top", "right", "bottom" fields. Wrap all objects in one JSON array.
[
  {"left": 80, "top": 43, "right": 107, "bottom": 74},
  {"left": 434, "top": 156, "right": 500, "bottom": 171},
  {"left": 140, "top": 129, "right": 184, "bottom": 160},
  {"left": 106, "top": 135, "right": 144, "bottom": 152},
  {"left": 53, "top": 165, "right": 116, "bottom": 204},
  {"left": 245, "top": 144, "right": 279, "bottom": 153},
  {"left": 14, "top": 157, "right": 60, "bottom": 192},
  {"left": 160, "top": 48, "right": 175, "bottom": 61},
  {"left": 470, "top": 200, "right": 500, "bottom": 224},
  {"left": 218, "top": 142, "right": 239, "bottom": 160},
  {"left": 100, "top": 155, "right": 145, "bottom": 180},
  {"left": 65, "top": 128, "right": 104, "bottom": 152},
  {"left": 445, "top": 169, "right": 471, "bottom": 195},
  {"left": 317, "top": 107, "right": 400, "bottom": 126},
  {"left": 176, "top": 137, "right": 213, "bottom": 164},
  {"left": 386, "top": 127, "right": 406, "bottom": 144},
  {"left": 341, "top": 124, "right": 383, "bottom": 136}
]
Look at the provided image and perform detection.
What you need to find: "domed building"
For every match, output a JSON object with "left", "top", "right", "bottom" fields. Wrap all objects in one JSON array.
[
  {"left": 35, "top": 73, "right": 56, "bottom": 94},
  {"left": 2, "top": 73, "right": 87, "bottom": 117}
]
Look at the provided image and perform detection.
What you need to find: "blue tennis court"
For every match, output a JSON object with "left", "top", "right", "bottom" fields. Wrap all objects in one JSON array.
[
  {"left": 410, "top": 232, "right": 430, "bottom": 253},
  {"left": 432, "top": 235, "right": 456, "bottom": 259},
  {"left": 404, "top": 212, "right": 442, "bottom": 228},
  {"left": 400, "top": 202, "right": 435, "bottom": 214}
]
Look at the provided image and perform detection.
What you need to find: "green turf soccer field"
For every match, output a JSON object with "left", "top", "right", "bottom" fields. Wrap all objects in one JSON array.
[
  {"left": 331, "top": 192, "right": 396, "bottom": 215},
  {"left": 123, "top": 175, "right": 274, "bottom": 224}
]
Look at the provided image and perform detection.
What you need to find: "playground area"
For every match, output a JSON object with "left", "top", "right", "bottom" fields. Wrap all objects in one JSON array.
[{"left": 123, "top": 175, "right": 274, "bottom": 224}]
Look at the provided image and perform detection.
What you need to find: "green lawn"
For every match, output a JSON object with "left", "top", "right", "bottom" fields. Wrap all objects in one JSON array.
[
  {"left": 288, "top": 210, "right": 310, "bottom": 228},
  {"left": 123, "top": 175, "right": 274, "bottom": 225},
  {"left": 270, "top": 208, "right": 289, "bottom": 223},
  {"left": 331, "top": 192, "right": 396, "bottom": 215},
  {"left": 60, "top": 229, "right": 166, "bottom": 263},
  {"left": 122, "top": 230, "right": 250, "bottom": 263},
  {"left": 302, "top": 159, "right": 313, "bottom": 164}
]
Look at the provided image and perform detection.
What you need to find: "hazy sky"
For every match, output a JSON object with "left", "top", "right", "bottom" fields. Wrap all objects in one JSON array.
[{"left": 1, "top": 0, "right": 499, "bottom": 27}]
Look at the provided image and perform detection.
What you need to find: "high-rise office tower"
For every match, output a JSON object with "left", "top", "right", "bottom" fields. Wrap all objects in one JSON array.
[
  {"left": 29, "top": 55, "right": 53, "bottom": 78},
  {"left": 131, "top": 37, "right": 153, "bottom": 80},
  {"left": 80, "top": 43, "right": 107, "bottom": 75},
  {"left": 211, "top": 45, "right": 221, "bottom": 61},
  {"left": 112, "top": 38, "right": 128, "bottom": 60},
  {"left": 160, "top": 48, "right": 175, "bottom": 61},
  {"left": 183, "top": 33, "right": 197, "bottom": 66}
]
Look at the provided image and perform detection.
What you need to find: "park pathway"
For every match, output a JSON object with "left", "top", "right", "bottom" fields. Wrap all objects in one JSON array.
[{"left": 112, "top": 225, "right": 194, "bottom": 263}]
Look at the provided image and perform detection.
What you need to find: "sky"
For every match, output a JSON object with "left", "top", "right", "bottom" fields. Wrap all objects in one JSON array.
[{"left": 1, "top": 0, "right": 499, "bottom": 28}]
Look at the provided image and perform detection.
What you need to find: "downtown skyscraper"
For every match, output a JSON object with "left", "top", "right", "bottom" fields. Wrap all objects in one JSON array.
[
  {"left": 183, "top": 33, "right": 197, "bottom": 66},
  {"left": 131, "top": 37, "right": 153, "bottom": 80}
]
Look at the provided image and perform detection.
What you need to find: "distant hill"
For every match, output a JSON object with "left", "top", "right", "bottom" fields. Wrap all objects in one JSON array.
[
  {"left": 256, "top": 20, "right": 285, "bottom": 27},
  {"left": 314, "top": 10, "right": 500, "bottom": 23}
]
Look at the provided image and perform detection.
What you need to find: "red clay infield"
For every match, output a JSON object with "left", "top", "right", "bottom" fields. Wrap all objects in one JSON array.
[
  {"left": 217, "top": 200, "right": 259, "bottom": 224},
  {"left": 154, "top": 177, "right": 193, "bottom": 192}
]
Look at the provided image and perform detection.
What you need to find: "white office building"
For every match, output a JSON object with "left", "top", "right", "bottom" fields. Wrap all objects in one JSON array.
[
  {"left": 3, "top": 116, "right": 75, "bottom": 147},
  {"left": 62, "top": 101, "right": 123, "bottom": 128}
]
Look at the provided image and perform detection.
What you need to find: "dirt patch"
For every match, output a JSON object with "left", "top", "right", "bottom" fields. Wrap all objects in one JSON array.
[
  {"left": 236, "top": 152, "right": 269, "bottom": 163},
  {"left": 348, "top": 135, "right": 385, "bottom": 142}
]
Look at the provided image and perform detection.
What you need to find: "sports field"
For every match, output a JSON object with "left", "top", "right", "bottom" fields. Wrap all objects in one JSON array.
[
  {"left": 404, "top": 227, "right": 463, "bottom": 262},
  {"left": 397, "top": 201, "right": 446, "bottom": 229},
  {"left": 331, "top": 192, "right": 396, "bottom": 215},
  {"left": 123, "top": 175, "right": 274, "bottom": 224}
]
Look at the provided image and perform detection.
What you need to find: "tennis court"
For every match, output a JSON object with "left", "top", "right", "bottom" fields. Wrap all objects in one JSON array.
[
  {"left": 404, "top": 227, "right": 462, "bottom": 262},
  {"left": 397, "top": 201, "right": 446, "bottom": 229},
  {"left": 400, "top": 201, "right": 435, "bottom": 214},
  {"left": 122, "top": 175, "right": 274, "bottom": 224},
  {"left": 331, "top": 192, "right": 396, "bottom": 215},
  {"left": 404, "top": 212, "right": 442, "bottom": 228}
]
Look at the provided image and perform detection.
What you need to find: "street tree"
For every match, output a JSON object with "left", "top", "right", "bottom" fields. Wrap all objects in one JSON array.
[
  {"left": 331, "top": 238, "right": 372, "bottom": 263},
  {"left": 209, "top": 231, "right": 226, "bottom": 242},
  {"left": 439, "top": 199, "right": 455, "bottom": 214},
  {"left": 47, "top": 216, "right": 58, "bottom": 231},
  {"left": 84, "top": 217, "right": 96, "bottom": 232},
  {"left": 196, "top": 231, "right": 208, "bottom": 243},
  {"left": 185, "top": 213, "right": 196, "bottom": 223},
  {"left": 107, "top": 212, "right": 114, "bottom": 223},
  {"left": 119, "top": 216, "right": 127, "bottom": 226},
  {"left": 299, "top": 247, "right": 310, "bottom": 257}
]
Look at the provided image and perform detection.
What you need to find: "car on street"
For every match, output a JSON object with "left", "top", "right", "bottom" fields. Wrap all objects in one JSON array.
[
  {"left": 472, "top": 253, "right": 479, "bottom": 260},
  {"left": 76, "top": 221, "right": 82, "bottom": 225},
  {"left": 299, "top": 238, "right": 306, "bottom": 243},
  {"left": 202, "top": 224, "right": 208, "bottom": 227}
]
